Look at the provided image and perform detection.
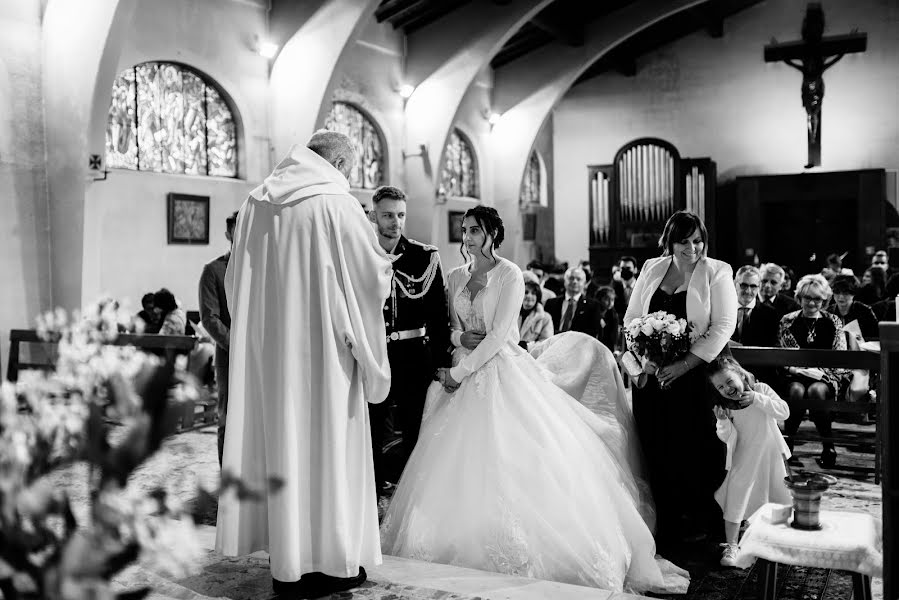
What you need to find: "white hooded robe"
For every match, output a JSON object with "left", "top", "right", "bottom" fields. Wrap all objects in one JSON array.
[{"left": 215, "top": 144, "right": 392, "bottom": 581}]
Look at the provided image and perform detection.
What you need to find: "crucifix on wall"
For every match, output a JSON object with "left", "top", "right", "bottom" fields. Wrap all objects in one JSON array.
[{"left": 764, "top": 3, "right": 866, "bottom": 168}]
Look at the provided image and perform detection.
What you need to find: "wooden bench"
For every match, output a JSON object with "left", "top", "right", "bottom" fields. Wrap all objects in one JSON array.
[
  {"left": 5, "top": 329, "right": 215, "bottom": 431},
  {"left": 731, "top": 346, "right": 881, "bottom": 483}
]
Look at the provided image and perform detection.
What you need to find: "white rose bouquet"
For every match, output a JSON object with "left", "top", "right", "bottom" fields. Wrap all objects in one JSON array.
[{"left": 623, "top": 311, "right": 692, "bottom": 381}]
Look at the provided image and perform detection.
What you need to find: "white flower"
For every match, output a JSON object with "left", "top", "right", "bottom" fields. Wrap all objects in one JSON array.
[
  {"left": 640, "top": 323, "right": 654, "bottom": 336},
  {"left": 666, "top": 321, "right": 682, "bottom": 335},
  {"left": 650, "top": 318, "right": 666, "bottom": 331}
]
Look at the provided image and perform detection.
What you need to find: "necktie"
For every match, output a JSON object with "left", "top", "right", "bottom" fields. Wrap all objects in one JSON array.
[
  {"left": 737, "top": 306, "right": 750, "bottom": 339},
  {"left": 561, "top": 299, "right": 575, "bottom": 332}
]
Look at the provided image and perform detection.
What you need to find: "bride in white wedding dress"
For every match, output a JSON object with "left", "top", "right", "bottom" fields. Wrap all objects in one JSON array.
[{"left": 380, "top": 207, "right": 689, "bottom": 594}]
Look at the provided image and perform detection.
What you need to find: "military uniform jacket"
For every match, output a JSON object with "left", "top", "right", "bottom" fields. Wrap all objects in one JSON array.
[{"left": 384, "top": 236, "right": 451, "bottom": 366}]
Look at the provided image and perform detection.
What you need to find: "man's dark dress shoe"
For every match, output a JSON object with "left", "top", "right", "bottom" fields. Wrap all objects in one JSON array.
[
  {"left": 300, "top": 567, "right": 367, "bottom": 598},
  {"left": 272, "top": 577, "right": 304, "bottom": 598},
  {"left": 816, "top": 449, "right": 837, "bottom": 469}
]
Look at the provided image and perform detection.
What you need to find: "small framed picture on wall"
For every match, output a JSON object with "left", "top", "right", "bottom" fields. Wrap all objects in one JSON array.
[
  {"left": 167, "top": 193, "right": 210, "bottom": 245},
  {"left": 448, "top": 210, "right": 465, "bottom": 243}
]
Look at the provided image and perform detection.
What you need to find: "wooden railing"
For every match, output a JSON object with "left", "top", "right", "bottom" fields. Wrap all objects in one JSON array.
[
  {"left": 5, "top": 329, "right": 197, "bottom": 382},
  {"left": 735, "top": 331, "right": 895, "bottom": 597},
  {"left": 5, "top": 329, "right": 214, "bottom": 431},
  {"left": 878, "top": 323, "right": 897, "bottom": 600},
  {"left": 731, "top": 345, "right": 881, "bottom": 481}
]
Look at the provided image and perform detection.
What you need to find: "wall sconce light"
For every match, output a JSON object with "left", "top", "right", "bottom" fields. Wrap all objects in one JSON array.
[
  {"left": 482, "top": 110, "right": 503, "bottom": 129},
  {"left": 254, "top": 36, "right": 279, "bottom": 59},
  {"left": 402, "top": 143, "right": 428, "bottom": 160}
]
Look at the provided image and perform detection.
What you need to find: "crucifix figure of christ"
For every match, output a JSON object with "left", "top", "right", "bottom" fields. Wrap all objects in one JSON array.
[{"left": 764, "top": 3, "right": 866, "bottom": 168}]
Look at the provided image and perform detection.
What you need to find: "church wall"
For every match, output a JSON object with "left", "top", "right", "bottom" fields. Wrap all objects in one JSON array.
[
  {"left": 0, "top": 1, "right": 50, "bottom": 364},
  {"left": 83, "top": 0, "right": 269, "bottom": 312},
  {"left": 552, "top": 0, "right": 899, "bottom": 266},
  {"left": 322, "top": 14, "right": 405, "bottom": 214},
  {"left": 323, "top": 17, "right": 501, "bottom": 271},
  {"left": 435, "top": 68, "right": 495, "bottom": 271},
  {"left": 84, "top": 171, "right": 251, "bottom": 311},
  {"left": 530, "top": 115, "right": 555, "bottom": 266}
]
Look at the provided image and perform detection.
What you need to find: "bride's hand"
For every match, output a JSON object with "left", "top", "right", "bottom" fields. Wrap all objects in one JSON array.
[
  {"left": 436, "top": 368, "right": 461, "bottom": 393},
  {"left": 460, "top": 330, "right": 486, "bottom": 350}
]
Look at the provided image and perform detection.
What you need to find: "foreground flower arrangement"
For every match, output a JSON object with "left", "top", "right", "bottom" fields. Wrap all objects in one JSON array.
[{"left": 0, "top": 300, "right": 277, "bottom": 600}]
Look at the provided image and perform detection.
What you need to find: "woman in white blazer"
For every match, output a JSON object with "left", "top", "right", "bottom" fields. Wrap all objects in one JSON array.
[{"left": 623, "top": 211, "right": 737, "bottom": 549}]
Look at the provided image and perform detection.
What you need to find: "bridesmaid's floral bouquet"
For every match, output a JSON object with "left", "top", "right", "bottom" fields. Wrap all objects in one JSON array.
[{"left": 623, "top": 311, "right": 692, "bottom": 379}]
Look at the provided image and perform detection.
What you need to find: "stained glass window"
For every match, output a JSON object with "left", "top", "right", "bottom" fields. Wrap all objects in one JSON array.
[
  {"left": 520, "top": 150, "right": 544, "bottom": 206},
  {"left": 323, "top": 102, "right": 384, "bottom": 189},
  {"left": 105, "top": 62, "right": 237, "bottom": 177},
  {"left": 438, "top": 129, "right": 478, "bottom": 199}
]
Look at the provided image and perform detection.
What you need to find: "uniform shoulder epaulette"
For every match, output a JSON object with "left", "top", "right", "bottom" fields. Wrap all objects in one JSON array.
[{"left": 407, "top": 238, "right": 439, "bottom": 252}]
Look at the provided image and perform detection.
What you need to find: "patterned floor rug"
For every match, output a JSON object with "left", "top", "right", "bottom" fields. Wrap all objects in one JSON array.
[
  {"left": 669, "top": 563, "right": 853, "bottom": 600},
  {"left": 166, "top": 554, "right": 482, "bottom": 600}
]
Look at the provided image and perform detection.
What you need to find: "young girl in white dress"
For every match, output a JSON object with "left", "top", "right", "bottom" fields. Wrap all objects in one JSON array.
[
  {"left": 380, "top": 206, "right": 689, "bottom": 594},
  {"left": 708, "top": 356, "right": 792, "bottom": 567}
]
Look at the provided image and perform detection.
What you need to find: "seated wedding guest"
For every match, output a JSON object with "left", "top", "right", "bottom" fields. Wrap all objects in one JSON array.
[
  {"left": 856, "top": 267, "right": 886, "bottom": 306},
  {"left": 612, "top": 255, "right": 639, "bottom": 319},
  {"left": 137, "top": 292, "right": 161, "bottom": 334},
  {"left": 830, "top": 274, "right": 879, "bottom": 340},
  {"left": 732, "top": 266, "right": 779, "bottom": 347},
  {"left": 758, "top": 263, "right": 799, "bottom": 317},
  {"left": 580, "top": 259, "right": 600, "bottom": 299},
  {"left": 872, "top": 272, "right": 899, "bottom": 321},
  {"left": 732, "top": 265, "right": 781, "bottom": 389},
  {"left": 779, "top": 274, "right": 850, "bottom": 468},
  {"left": 820, "top": 253, "right": 843, "bottom": 282},
  {"left": 781, "top": 265, "right": 795, "bottom": 295},
  {"left": 518, "top": 279, "right": 554, "bottom": 350},
  {"left": 154, "top": 288, "right": 186, "bottom": 335},
  {"left": 871, "top": 249, "right": 893, "bottom": 278},
  {"left": 543, "top": 274, "right": 565, "bottom": 298},
  {"left": 595, "top": 285, "right": 619, "bottom": 352},
  {"left": 526, "top": 260, "right": 556, "bottom": 301},
  {"left": 544, "top": 267, "right": 603, "bottom": 338}
]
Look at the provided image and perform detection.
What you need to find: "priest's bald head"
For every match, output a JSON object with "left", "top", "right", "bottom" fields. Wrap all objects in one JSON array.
[{"left": 307, "top": 129, "right": 357, "bottom": 181}]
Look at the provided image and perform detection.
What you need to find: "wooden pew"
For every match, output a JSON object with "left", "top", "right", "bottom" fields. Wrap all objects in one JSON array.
[
  {"left": 879, "top": 324, "right": 897, "bottom": 600},
  {"left": 731, "top": 346, "right": 881, "bottom": 482},
  {"left": 5, "top": 329, "right": 214, "bottom": 431}
]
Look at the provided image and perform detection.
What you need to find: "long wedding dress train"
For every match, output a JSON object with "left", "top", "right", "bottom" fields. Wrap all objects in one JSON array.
[{"left": 380, "top": 278, "right": 689, "bottom": 594}]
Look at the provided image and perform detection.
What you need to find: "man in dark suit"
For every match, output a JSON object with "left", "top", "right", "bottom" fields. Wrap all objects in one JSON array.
[
  {"left": 545, "top": 267, "right": 604, "bottom": 338},
  {"left": 612, "top": 255, "right": 639, "bottom": 319},
  {"left": 198, "top": 210, "right": 237, "bottom": 466},
  {"left": 368, "top": 186, "right": 450, "bottom": 496},
  {"left": 758, "top": 263, "right": 799, "bottom": 317},
  {"left": 733, "top": 266, "right": 781, "bottom": 347}
]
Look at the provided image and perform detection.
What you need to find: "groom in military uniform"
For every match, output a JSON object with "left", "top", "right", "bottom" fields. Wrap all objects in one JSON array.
[{"left": 368, "top": 185, "right": 450, "bottom": 496}]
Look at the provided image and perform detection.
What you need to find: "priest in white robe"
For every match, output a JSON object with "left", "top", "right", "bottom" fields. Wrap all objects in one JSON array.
[{"left": 216, "top": 130, "right": 393, "bottom": 596}]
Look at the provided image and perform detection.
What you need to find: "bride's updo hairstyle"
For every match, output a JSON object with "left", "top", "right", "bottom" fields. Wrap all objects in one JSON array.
[{"left": 461, "top": 205, "right": 504, "bottom": 261}]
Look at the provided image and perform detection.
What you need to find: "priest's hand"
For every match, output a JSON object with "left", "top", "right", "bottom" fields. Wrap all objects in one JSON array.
[{"left": 460, "top": 330, "right": 486, "bottom": 350}]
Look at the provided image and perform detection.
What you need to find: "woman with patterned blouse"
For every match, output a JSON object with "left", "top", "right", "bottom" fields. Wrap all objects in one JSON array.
[{"left": 778, "top": 274, "right": 850, "bottom": 468}]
